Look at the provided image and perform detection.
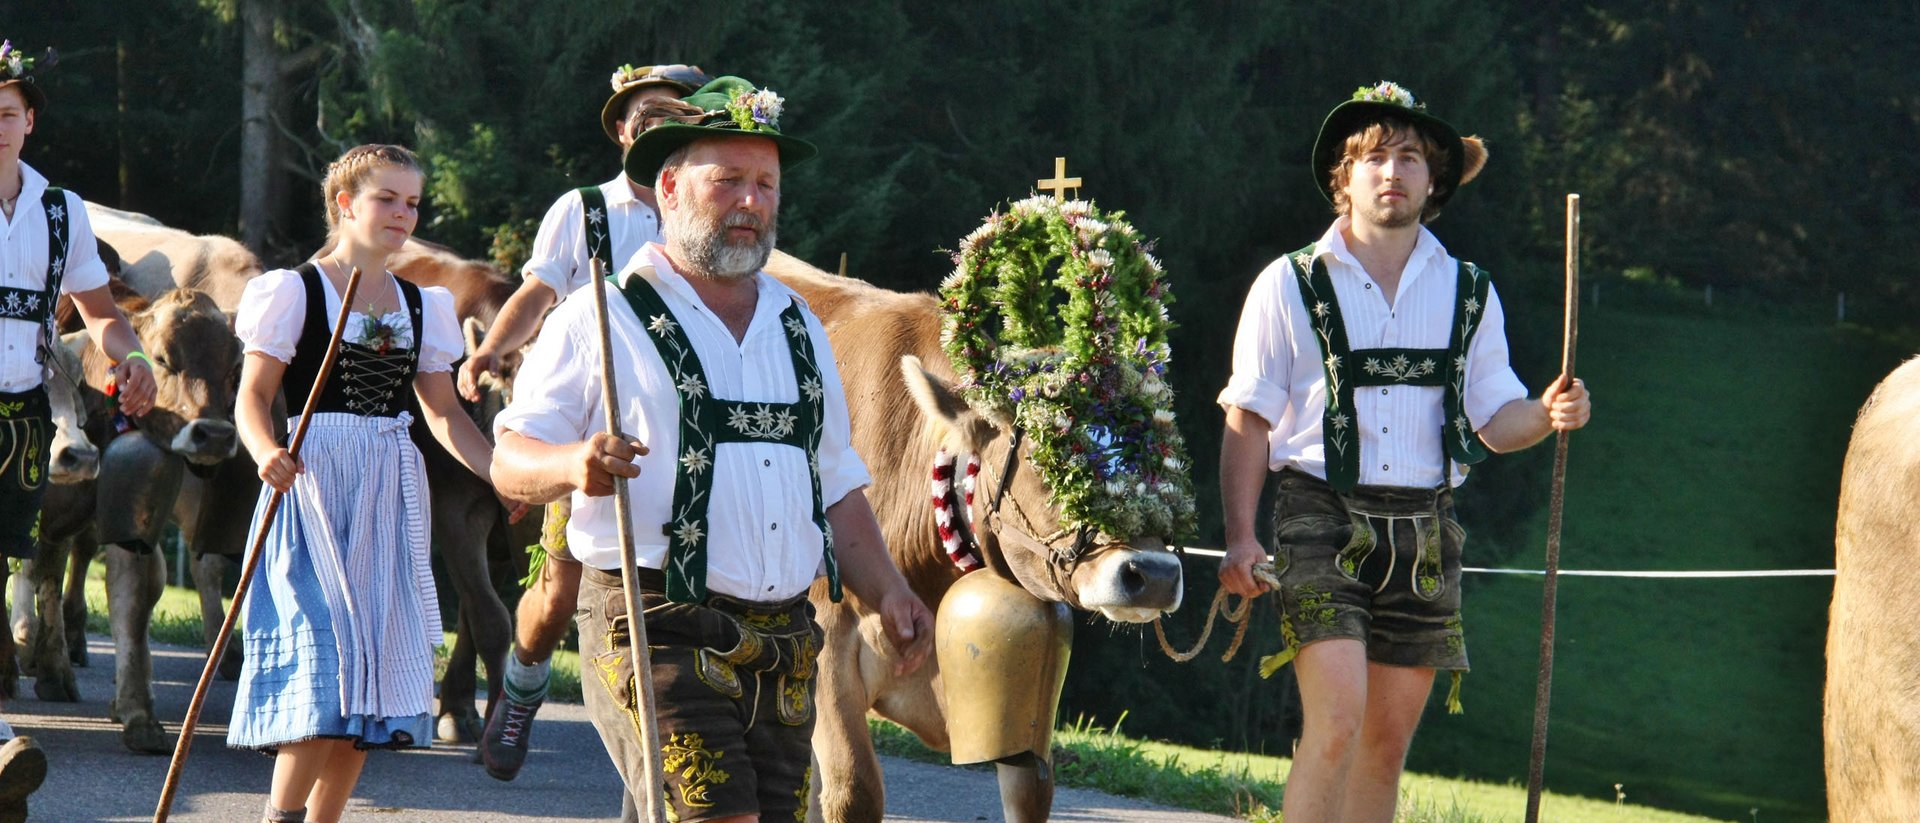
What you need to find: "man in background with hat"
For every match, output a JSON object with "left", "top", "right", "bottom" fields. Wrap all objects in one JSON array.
[
  {"left": 1216, "top": 81, "right": 1591, "bottom": 821},
  {"left": 466, "top": 62, "right": 710, "bottom": 784},
  {"left": 0, "top": 38, "right": 157, "bottom": 823},
  {"left": 491, "top": 75, "right": 934, "bottom": 823}
]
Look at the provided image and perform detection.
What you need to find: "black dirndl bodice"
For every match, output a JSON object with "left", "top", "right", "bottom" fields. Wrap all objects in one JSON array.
[{"left": 281, "top": 263, "right": 423, "bottom": 417}]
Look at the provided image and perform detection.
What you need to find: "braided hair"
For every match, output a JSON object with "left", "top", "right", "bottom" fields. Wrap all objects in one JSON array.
[{"left": 321, "top": 144, "right": 421, "bottom": 238}]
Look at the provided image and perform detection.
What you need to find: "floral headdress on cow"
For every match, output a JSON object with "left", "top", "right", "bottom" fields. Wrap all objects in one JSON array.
[
  {"left": 939, "top": 195, "right": 1197, "bottom": 542},
  {"left": 0, "top": 40, "right": 55, "bottom": 112}
]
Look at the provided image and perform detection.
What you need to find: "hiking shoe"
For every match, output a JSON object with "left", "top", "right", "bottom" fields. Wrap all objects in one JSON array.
[
  {"left": 0, "top": 736, "right": 47, "bottom": 823},
  {"left": 479, "top": 694, "right": 543, "bottom": 781}
]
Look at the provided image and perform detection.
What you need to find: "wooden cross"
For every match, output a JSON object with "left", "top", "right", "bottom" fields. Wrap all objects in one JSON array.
[{"left": 1036, "top": 156, "right": 1083, "bottom": 200}]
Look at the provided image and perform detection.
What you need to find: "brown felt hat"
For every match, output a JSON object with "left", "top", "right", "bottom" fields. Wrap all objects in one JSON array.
[{"left": 600, "top": 64, "right": 712, "bottom": 144}]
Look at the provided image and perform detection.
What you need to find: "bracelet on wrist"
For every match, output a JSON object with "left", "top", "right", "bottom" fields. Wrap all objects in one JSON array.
[{"left": 123, "top": 351, "right": 154, "bottom": 369}]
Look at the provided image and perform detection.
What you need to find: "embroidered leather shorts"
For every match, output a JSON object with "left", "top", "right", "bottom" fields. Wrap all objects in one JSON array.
[
  {"left": 1269, "top": 469, "right": 1468, "bottom": 671},
  {"left": 0, "top": 389, "right": 53, "bottom": 560},
  {"left": 578, "top": 565, "right": 821, "bottom": 823}
]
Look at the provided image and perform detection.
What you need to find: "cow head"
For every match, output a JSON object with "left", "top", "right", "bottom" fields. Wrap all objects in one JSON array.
[
  {"left": 44, "top": 341, "right": 99, "bottom": 484},
  {"left": 126, "top": 289, "right": 241, "bottom": 465},
  {"left": 902, "top": 356, "right": 1187, "bottom": 623}
]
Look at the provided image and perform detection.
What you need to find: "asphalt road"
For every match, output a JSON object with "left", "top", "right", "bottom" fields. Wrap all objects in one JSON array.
[{"left": 7, "top": 636, "right": 1235, "bottom": 822}]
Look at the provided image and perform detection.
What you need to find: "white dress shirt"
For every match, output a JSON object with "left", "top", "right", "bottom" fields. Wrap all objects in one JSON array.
[
  {"left": 234, "top": 267, "right": 464, "bottom": 373},
  {"left": 1218, "top": 217, "right": 1529, "bottom": 489},
  {"left": 495, "top": 243, "right": 871, "bottom": 599},
  {"left": 0, "top": 162, "right": 110, "bottom": 392},
  {"left": 522, "top": 174, "right": 663, "bottom": 299}
]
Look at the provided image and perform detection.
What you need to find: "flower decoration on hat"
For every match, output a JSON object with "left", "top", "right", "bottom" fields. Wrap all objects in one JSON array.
[
  {"left": 0, "top": 41, "right": 51, "bottom": 81},
  {"left": 939, "top": 195, "right": 1197, "bottom": 541},
  {"left": 726, "top": 88, "right": 785, "bottom": 133},
  {"left": 1352, "top": 80, "right": 1420, "bottom": 109},
  {"left": 609, "top": 63, "right": 649, "bottom": 91}
]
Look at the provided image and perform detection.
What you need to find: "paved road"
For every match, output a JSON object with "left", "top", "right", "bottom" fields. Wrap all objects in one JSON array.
[{"left": 8, "top": 637, "right": 1235, "bottom": 822}]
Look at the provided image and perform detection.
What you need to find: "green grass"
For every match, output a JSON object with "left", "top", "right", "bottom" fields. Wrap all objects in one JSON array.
[
  {"left": 870, "top": 714, "right": 1729, "bottom": 822},
  {"left": 79, "top": 563, "right": 585, "bottom": 702}
]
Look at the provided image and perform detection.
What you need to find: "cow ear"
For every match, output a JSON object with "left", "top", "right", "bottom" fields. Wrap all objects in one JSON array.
[
  {"left": 900, "top": 355, "right": 996, "bottom": 450},
  {"left": 462, "top": 316, "right": 487, "bottom": 356}
]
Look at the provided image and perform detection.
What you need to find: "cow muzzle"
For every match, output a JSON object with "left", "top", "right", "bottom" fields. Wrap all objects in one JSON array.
[
  {"left": 49, "top": 431, "right": 100, "bottom": 484},
  {"left": 171, "top": 418, "right": 238, "bottom": 464},
  {"left": 1073, "top": 538, "right": 1184, "bottom": 623}
]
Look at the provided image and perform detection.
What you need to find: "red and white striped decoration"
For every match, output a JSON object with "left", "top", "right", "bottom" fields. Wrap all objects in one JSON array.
[{"left": 930, "top": 449, "right": 984, "bottom": 572}]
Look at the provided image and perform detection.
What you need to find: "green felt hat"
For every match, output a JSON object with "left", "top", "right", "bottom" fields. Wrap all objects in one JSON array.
[
  {"left": 0, "top": 40, "right": 53, "bottom": 113},
  {"left": 1311, "top": 81, "right": 1481, "bottom": 207},
  {"left": 600, "top": 63, "right": 712, "bottom": 144},
  {"left": 622, "top": 76, "right": 818, "bottom": 184}
]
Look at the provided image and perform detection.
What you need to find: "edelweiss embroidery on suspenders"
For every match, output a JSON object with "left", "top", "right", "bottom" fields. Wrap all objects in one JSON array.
[
  {"left": 617, "top": 271, "right": 841, "bottom": 604},
  {"left": 1287, "top": 245, "right": 1494, "bottom": 492},
  {"left": 577, "top": 186, "right": 615, "bottom": 278},
  {"left": 0, "top": 189, "right": 71, "bottom": 362}
]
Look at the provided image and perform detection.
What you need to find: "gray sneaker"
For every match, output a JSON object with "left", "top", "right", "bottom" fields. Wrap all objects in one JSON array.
[
  {"left": 0, "top": 737, "right": 47, "bottom": 823},
  {"left": 479, "top": 694, "right": 543, "bottom": 781}
]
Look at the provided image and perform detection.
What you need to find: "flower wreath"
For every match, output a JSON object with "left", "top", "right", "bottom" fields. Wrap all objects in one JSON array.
[{"left": 938, "top": 195, "right": 1197, "bottom": 541}]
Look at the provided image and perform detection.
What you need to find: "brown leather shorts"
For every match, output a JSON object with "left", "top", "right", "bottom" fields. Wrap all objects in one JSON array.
[
  {"left": 1269, "top": 469, "right": 1468, "bottom": 671},
  {"left": 577, "top": 565, "right": 821, "bottom": 822}
]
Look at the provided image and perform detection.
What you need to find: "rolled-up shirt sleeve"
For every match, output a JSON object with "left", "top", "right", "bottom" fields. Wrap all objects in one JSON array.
[
  {"left": 494, "top": 296, "right": 595, "bottom": 445},
  {"left": 59, "top": 192, "right": 111, "bottom": 295},
  {"left": 1215, "top": 260, "right": 1296, "bottom": 428},
  {"left": 416, "top": 286, "right": 464, "bottom": 374},
  {"left": 1463, "top": 284, "right": 1530, "bottom": 428},
  {"left": 522, "top": 190, "right": 587, "bottom": 300},
  {"left": 808, "top": 311, "right": 872, "bottom": 507}
]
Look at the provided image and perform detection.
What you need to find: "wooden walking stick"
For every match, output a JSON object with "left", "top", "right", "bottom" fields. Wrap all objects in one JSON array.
[
  {"left": 154, "top": 265, "right": 365, "bottom": 823},
  {"left": 587, "top": 257, "right": 669, "bottom": 822},
  {"left": 1524, "top": 194, "right": 1581, "bottom": 823}
]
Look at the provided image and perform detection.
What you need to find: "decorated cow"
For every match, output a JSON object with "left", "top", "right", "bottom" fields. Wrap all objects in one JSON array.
[
  {"left": 771, "top": 196, "right": 1193, "bottom": 822},
  {"left": 1829, "top": 356, "right": 1920, "bottom": 821}
]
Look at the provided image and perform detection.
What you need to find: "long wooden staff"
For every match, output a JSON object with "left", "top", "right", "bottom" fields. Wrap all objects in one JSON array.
[
  {"left": 587, "top": 257, "right": 668, "bottom": 822},
  {"left": 1524, "top": 194, "right": 1580, "bottom": 823},
  {"left": 154, "top": 266, "right": 365, "bottom": 823}
]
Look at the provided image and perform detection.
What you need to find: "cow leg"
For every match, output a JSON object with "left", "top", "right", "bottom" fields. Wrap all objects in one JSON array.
[
  {"left": 25, "top": 536, "right": 78, "bottom": 702},
  {"left": 432, "top": 492, "right": 509, "bottom": 746},
  {"left": 8, "top": 570, "right": 29, "bottom": 650},
  {"left": 61, "top": 538, "right": 95, "bottom": 668},
  {"left": 438, "top": 609, "right": 480, "bottom": 744},
  {"left": 190, "top": 553, "right": 242, "bottom": 681},
  {"left": 995, "top": 753, "right": 1056, "bottom": 823},
  {"left": 0, "top": 564, "right": 16, "bottom": 700},
  {"left": 104, "top": 544, "right": 169, "bottom": 753},
  {"left": 811, "top": 603, "right": 888, "bottom": 823}
]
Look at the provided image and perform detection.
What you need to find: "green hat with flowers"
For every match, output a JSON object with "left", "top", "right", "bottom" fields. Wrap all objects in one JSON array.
[
  {"left": 1311, "top": 81, "right": 1487, "bottom": 208},
  {"left": 622, "top": 76, "right": 818, "bottom": 184},
  {"left": 601, "top": 63, "right": 712, "bottom": 144},
  {"left": 0, "top": 40, "right": 54, "bottom": 113}
]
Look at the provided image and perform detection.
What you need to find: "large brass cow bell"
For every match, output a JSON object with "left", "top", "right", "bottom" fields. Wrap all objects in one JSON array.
[
  {"left": 936, "top": 569, "right": 1072, "bottom": 765},
  {"left": 95, "top": 433, "right": 183, "bottom": 553}
]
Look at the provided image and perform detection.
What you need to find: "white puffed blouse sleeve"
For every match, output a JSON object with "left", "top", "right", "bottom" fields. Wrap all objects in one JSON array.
[
  {"left": 415, "top": 285, "right": 464, "bottom": 374},
  {"left": 234, "top": 269, "right": 307, "bottom": 364}
]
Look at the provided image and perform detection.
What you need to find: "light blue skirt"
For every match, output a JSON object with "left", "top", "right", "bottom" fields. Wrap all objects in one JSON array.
[{"left": 227, "top": 413, "right": 441, "bottom": 751}]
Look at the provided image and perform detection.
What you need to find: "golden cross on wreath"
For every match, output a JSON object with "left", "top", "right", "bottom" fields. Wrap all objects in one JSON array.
[{"left": 1036, "top": 156, "right": 1083, "bottom": 200}]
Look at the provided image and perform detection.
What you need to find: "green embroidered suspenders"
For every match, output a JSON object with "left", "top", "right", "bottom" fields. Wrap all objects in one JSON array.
[
  {"left": 0, "top": 188, "right": 72, "bottom": 363},
  {"left": 1288, "top": 245, "right": 1493, "bottom": 492},
  {"left": 616, "top": 271, "right": 842, "bottom": 604},
  {"left": 577, "top": 186, "right": 615, "bottom": 277}
]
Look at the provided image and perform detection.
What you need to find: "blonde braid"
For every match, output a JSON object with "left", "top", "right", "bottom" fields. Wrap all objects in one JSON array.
[{"left": 322, "top": 144, "right": 421, "bottom": 236}]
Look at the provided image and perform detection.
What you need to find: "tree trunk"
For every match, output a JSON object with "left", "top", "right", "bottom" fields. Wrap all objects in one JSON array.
[{"left": 239, "top": 0, "right": 284, "bottom": 255}]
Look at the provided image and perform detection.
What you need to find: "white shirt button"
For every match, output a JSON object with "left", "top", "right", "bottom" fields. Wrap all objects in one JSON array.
[
  {"left": 1383, "top": 464, "right": 1391, "bottom": 471},
  {"left": 770, "top": 523, "right": 779, "bottom": 531},
  {"left": 1380, "top": 388, "right": 1388, "bottom": 396},
  {"left": 763, "top": 459, "right": 771, "bottom": 467}
]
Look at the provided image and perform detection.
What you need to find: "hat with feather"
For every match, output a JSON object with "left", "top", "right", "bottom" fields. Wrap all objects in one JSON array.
[{"left": 1312, "top": 81, "right": 1488, "bottom": 208}]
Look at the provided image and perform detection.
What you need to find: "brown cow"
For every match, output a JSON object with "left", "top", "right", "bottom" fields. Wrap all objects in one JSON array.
[
  {"left": 1829, "top": 356, "right": 1920, "bottom": 820},
  {"left": 21, "top": 290, "right": 241, "bottom": 752},
  {"left": 764, "top": 253, "right": 1185, "bottom": 823}
]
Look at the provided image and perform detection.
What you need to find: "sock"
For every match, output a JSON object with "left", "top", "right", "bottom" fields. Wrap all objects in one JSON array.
[
  {"left": 263, "top": 802, "right": 306, "bottom": 823},
  {"left": 503, "top": 650, "right": 551, "bottom": 704}
]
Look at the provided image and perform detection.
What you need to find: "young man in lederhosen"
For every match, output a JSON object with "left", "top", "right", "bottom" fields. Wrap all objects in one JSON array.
[
  {"left": 1217, "top": 81, "right": 1592, "bottom": 822},
  {"left": 0, "top": 39, "right": 157, "bottom": 822}
]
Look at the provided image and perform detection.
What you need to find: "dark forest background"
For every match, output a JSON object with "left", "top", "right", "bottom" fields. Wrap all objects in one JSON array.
[{"left": 8, "top": 2, "right": 1914, "bottom": 818}]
